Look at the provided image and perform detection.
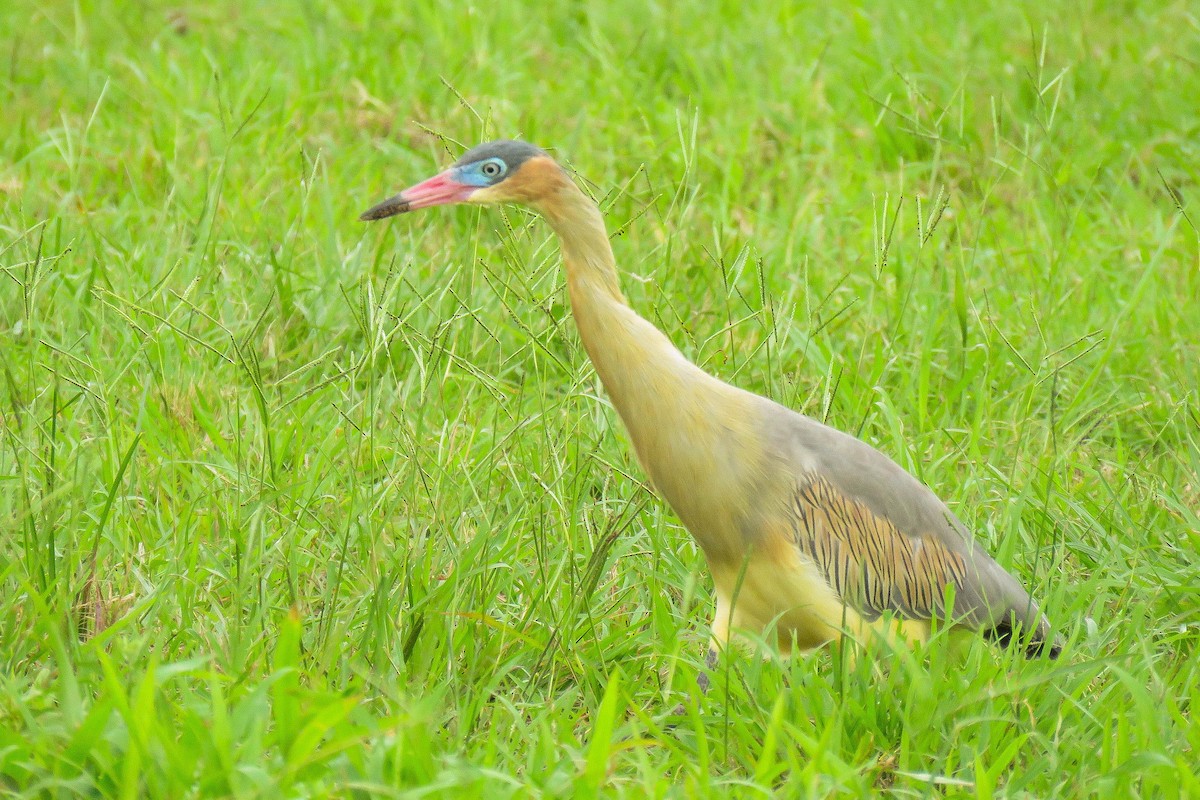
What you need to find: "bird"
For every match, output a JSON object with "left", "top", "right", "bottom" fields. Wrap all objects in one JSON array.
[{"left": 360, "top": 139, "right": 1061, "bottom": 665}]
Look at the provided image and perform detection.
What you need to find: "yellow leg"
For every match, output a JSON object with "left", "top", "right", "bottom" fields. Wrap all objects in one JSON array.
[{"left": 710, "top": 591, "right": 733, "bottom": 653}]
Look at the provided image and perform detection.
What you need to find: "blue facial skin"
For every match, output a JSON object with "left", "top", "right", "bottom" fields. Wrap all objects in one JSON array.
[{"left": 455, "top": 157, "right": 509, "bottom": 187}]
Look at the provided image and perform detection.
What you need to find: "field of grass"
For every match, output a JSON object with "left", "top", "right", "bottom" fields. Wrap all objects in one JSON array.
[{"left": 2, "top": 0, "right": 1199, "bottom": 796}]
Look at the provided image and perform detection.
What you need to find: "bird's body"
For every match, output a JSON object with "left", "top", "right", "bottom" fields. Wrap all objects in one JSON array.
[{"left": 362, "top": 140, "right": 1060, "bottom": 659}]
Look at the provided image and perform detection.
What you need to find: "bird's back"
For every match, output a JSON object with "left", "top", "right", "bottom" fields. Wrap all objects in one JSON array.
[{"left": 747, "top": 397, "right": 1058, "bottom": 656}]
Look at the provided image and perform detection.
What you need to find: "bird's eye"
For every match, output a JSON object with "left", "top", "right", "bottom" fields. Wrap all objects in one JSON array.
[{"left": 480, "top": 159, "right": 505, "bottom": 178}]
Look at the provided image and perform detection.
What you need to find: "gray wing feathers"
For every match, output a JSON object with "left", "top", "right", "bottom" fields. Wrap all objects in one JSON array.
[{"left": 760, "top": 401, "right": 1053, "bottom": 643}]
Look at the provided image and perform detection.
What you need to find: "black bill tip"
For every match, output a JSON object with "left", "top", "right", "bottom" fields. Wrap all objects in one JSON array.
[{"left": 359, "top": 195, "right": 410, "bottom": 222}]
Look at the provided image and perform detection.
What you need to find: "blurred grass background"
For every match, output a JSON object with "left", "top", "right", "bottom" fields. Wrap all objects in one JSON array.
[{"left": 2, "top": 0, "right": 1198, "bottom": 796}]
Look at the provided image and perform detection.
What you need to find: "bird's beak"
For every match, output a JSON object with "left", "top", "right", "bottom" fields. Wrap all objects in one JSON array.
[{"left": 359, "top": 169, "right": 476, "bottom": 221}]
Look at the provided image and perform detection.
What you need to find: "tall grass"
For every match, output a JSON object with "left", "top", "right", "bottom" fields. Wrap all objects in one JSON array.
[{"left": 2, "top": 0, "right": 1198, "bottom": 796}]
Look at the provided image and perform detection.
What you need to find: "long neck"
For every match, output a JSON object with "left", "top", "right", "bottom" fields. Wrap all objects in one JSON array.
[
  {"left": 537, "top": 180, "right": 761, "bottom": 565},
  {"left": 541, "top": 189, "right": 625, "bottom": 305},
  {"left": 539, "top": 183, "right": 698, "bottom": 426}
]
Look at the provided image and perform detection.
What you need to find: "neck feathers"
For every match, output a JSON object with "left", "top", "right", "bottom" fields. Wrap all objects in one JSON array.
[
  {"left": 532, "top": 169, "right": 758, "bottom": 550},
  {"left": 532, "top": 170, "right": 625, "bottom": 302},
  {"left": 532, "top": 172, "right": 663, "bottom": 393}
]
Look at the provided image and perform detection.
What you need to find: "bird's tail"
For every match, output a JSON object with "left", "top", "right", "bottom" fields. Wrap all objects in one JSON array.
[{"left": 986, "top": 615, "right": 1062, "bottom": 659}]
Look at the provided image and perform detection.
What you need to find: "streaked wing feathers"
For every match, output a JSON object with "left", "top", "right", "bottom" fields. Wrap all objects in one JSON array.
[
  {"left": 788, "top": 475, "right": 973, "bottom": 621},
  {"left": 760, "top": 399, "right": 1052, "bottom": 648}
]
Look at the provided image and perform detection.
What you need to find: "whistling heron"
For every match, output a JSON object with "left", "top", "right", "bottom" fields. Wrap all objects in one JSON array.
[{"left": 361, "top": 140, "right": 1061, "bottom": 662}]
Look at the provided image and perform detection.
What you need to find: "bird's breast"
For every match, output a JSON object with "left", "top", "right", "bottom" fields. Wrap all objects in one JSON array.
[
  {"left": 614, "top": 374, "right": 773, "bottom": 566},
  {"left": 568, "top": 285, "right": 774, "bottom": 564}
]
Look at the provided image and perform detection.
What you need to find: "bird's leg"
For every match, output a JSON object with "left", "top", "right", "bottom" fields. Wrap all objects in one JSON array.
[
  {"left": 669, "top": 645, "right": 720, "bottom": 718},
  {"left": 690, "top": 594, "right": 733, "bottom": 700},
  {"left": 695, "top": 645, "right": 719, "bottom": 695}
]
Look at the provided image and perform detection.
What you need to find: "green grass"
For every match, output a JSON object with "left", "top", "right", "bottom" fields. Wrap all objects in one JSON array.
[{"left": 2, "top": 0, "right": 1199, "bottom": 796}]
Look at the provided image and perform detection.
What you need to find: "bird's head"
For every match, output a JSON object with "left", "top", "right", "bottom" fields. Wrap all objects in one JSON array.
[{"left": 360, "top": 139, "right": 564, "bottom": 221}]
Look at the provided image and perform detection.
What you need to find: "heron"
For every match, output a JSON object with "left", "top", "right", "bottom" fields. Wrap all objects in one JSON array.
[{"left": 361, "top": 139, "right": 1061, "bottom": 670}]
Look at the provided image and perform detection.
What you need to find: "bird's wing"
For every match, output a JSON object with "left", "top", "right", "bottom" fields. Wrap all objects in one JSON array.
[
  {"left": 784, "top": 472, "right": 977, "bottom": 621},
  {"left": 760, "top": 401, "right": 1051, "bottom": 644}
]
